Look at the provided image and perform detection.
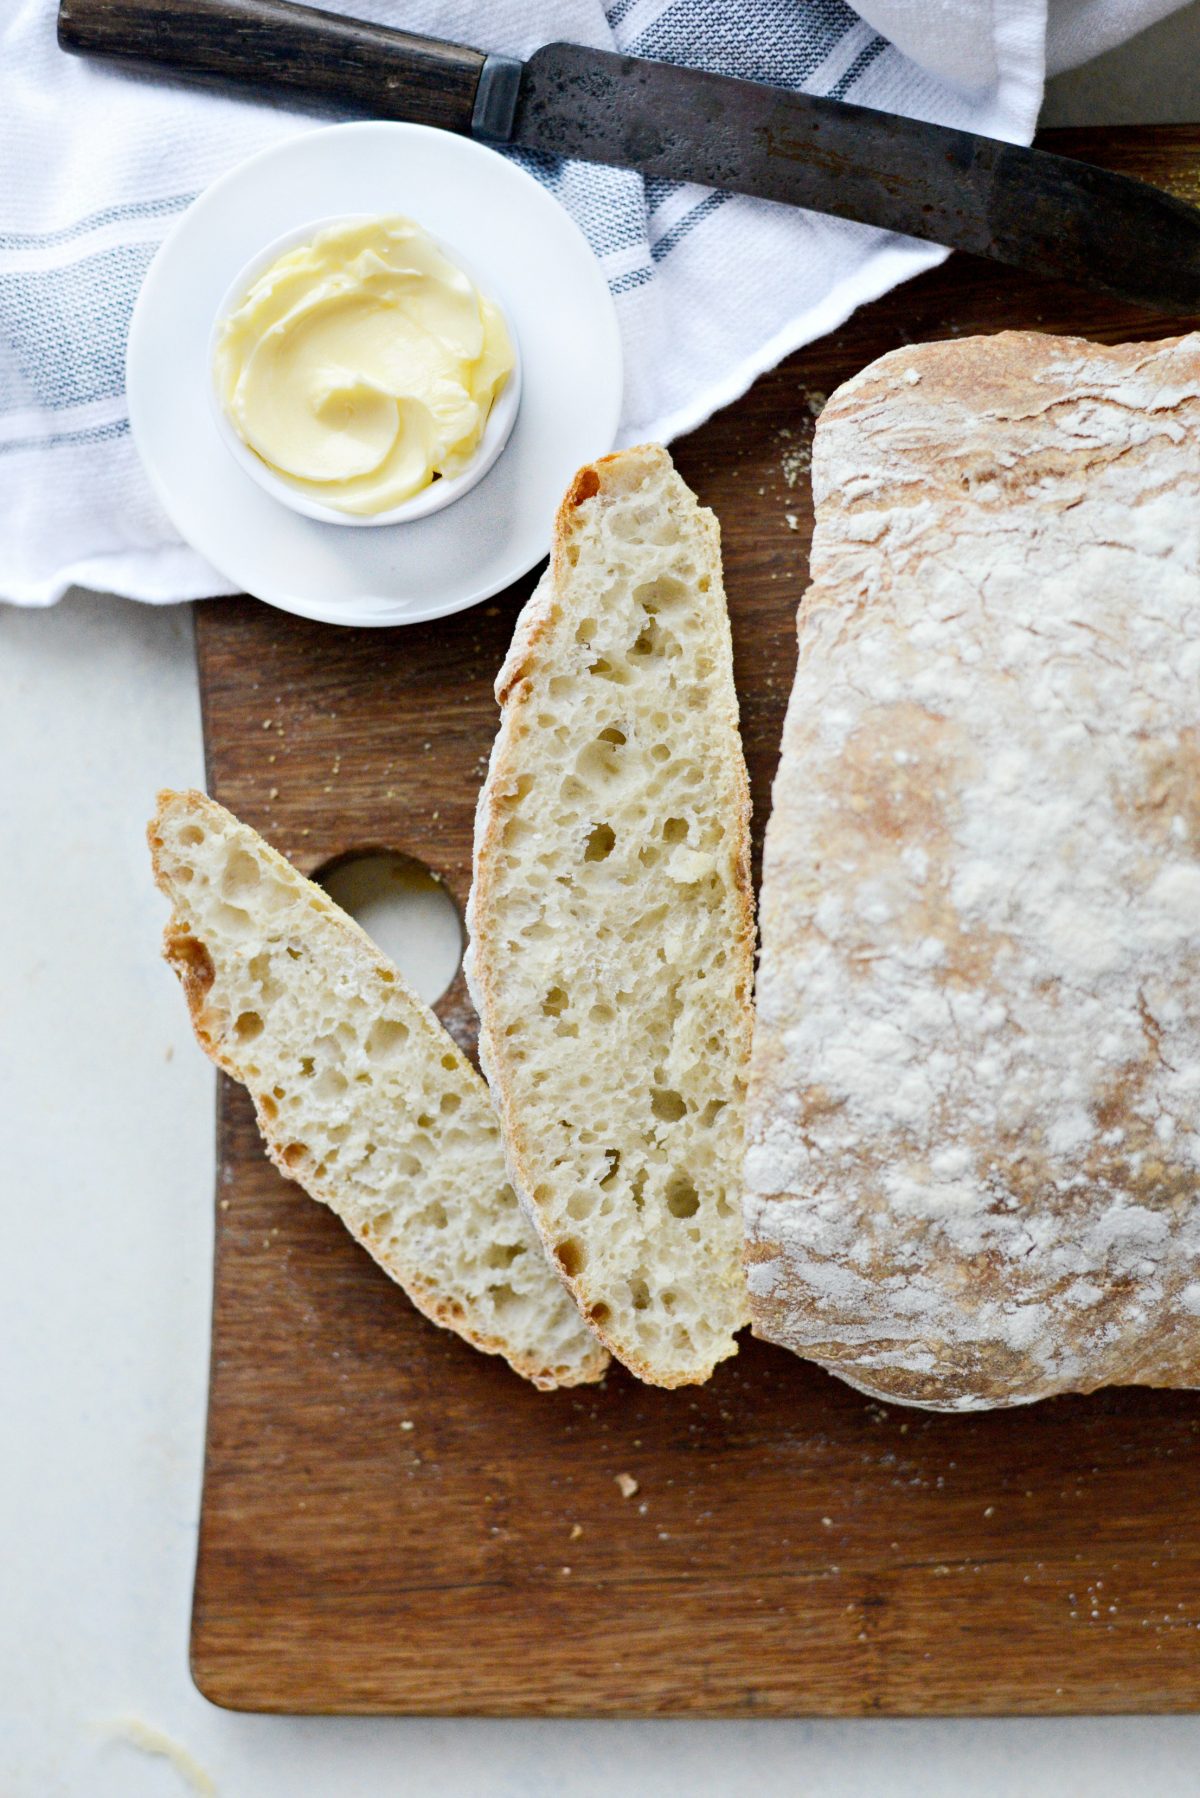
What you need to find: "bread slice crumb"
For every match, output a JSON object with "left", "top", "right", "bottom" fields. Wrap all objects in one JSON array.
[
  {"left": 467, "top": 446, "right": 754, "bottom": 1388},
  {"left": 149, "top": 789, "right": 607, "bottom": 1390}
]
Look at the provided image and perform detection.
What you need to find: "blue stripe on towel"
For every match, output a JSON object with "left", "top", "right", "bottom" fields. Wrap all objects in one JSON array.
[
  {"left": 0, "top": 417, "right": 130, "bottom": 455},
  {"left": 0, "top": 193, "right": 195, "bottom": 251},
  {"left": 0, "top": 242, "right": 157, "bottom": 414}
]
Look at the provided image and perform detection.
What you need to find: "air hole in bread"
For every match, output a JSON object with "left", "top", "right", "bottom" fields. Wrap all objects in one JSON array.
[
  {"left": 281, "top": 1142, "right": 307, "bottom": 1169},
  {"left": 212, "top": 900, "right": 253, "bottom": 937},
  {"left": 221, "top": 849, "right": 261, "bottom": 896},
  {"left": 440, "top": 1091, "right": 461, "bottom": 1115},
  {"left": 365, "top": 1018, "right": 409, "bottom": 1059},
  {"left": 589, "top": 1301, "right": 612, "bottom": 1325},
  {"left": 651, "top": 1088, "right": 686, "bottom": 1123},
  {"left": 629, "top": 1276, "right": 650, "bottom": 1310},
  {"left": 599, "top": 1148, "right": 621, "bottom": 1187},
  {"left": 556, "top": 1237, "right": 585, "bottom": 1277},
  {"left": 484, "top": 1240, "right": 523, "bottom": 1269},
  {"left": 180, "top": 825, "right": 204, "bottom": 847},
  {"left": 542, "top": 986, "right": 569, "bottom": 1017},
  {"left": 575, "top": 616, "right": 598, "bottom": 644},
  {"left": 634, "top": 575, "right": 687, "bottom": 610},
  {"left": 235, "top": 1009, "right": 263, "bottom": 1041},
  {"left": 699, "top": 1099, "right": 726, "bottom": 1127},
  {"left": 584, "top": 822, "right": 616, "bottom": 862},
  {"left": 314, "top": 1067, "right": 347, "bottom": 1101},
  {"left": 588, "top": 657, "right": 631, "bottom": 685},
  {"left": 665, "top": 1173, "right": 700, "bottom": 1218},
  {"left": 662, "top": 817, "right": 689, "bottom": 844}
]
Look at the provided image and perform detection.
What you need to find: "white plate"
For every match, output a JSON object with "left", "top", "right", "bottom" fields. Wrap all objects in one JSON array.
[{"left": 126, "top": 122, "right": 624, "bottom": 627}]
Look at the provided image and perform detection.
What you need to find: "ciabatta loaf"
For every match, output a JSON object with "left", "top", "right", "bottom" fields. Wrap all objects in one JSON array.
[
  {"left": 466, "top": 446, "right": 754, "bottom": 1387},
  {"left": 745, "top": 330, "right": 1200, "bottom": 1410},
  {"left": 150, "top": 790, "right": 607, "bottom": 1390}
]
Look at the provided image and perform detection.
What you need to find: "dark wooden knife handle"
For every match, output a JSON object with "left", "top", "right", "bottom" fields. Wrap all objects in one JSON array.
[{"left": 57, "top": 0, "right": 486, "bottom": 132}]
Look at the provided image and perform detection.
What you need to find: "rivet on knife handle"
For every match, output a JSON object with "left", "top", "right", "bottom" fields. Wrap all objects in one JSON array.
[{"left": 57, "top": 0, "right": 489, "bottom": 134}]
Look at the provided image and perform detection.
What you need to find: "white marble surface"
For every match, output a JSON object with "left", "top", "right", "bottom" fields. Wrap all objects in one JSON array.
[{"left": 5, "top": 20, "right": 1200, "bottom": 1791}]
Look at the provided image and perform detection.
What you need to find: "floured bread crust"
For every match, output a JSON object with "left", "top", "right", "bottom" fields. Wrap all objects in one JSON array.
[{"left": 744, "top": 330, "right": 1200, "bottom": 1410}]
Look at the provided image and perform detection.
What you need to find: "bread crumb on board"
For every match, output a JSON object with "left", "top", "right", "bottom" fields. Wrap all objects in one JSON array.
[
  {"left": 615, "top": 1472, "right": 639, "bottom": 1500},
  {"left": 100, "top": 1717, "right": 215, "bottom": 1796}
]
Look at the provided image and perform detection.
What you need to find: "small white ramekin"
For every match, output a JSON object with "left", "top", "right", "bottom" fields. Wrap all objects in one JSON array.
[{"left": 207, "top": 213, "right": 522, "bottom": 528}]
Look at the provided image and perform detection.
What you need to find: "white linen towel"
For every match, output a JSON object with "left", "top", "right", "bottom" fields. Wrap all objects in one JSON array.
[{"left": 0, "top": 0, "right": 1188, "bottom": 604}]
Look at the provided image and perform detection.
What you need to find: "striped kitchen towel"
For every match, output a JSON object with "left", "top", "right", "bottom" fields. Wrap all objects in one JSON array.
[{"left": 0, "top": 0, "right": 1184, "bottom": 603}]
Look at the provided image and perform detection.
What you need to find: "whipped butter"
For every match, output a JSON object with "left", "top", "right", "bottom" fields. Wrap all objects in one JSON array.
[{"left": 214, "top": 216, "right": 514, "bottom": 516}]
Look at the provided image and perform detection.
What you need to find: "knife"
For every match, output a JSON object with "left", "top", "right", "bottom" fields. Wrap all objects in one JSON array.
[{"left": 58, "top": 0, "right": 1200, "bottom": 315}]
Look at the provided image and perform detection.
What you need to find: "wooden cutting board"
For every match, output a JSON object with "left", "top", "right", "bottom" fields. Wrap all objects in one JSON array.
[{"left": 190, "top": 127, "right": 1200, "bottom": 1716}]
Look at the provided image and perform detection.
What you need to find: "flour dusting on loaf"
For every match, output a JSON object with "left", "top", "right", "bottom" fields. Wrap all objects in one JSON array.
[{"left": 744, "top": 330, "right": 1200, "bottom": 1410}]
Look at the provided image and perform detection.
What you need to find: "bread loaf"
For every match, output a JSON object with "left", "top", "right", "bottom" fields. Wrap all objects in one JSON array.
[
  {"left": 744, "top": 330, "right": 1200, "bottom": 1410},
  {"left": 150, "top": 789, "right": 608, "bottom": 1389},
  {"left": 466, "top": 446, "right": 755, "bottom": 1387}
]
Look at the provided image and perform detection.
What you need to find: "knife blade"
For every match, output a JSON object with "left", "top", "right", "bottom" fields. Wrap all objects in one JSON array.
[{"left": 58, "top": 0, "right": 1200, "bottom": 315}]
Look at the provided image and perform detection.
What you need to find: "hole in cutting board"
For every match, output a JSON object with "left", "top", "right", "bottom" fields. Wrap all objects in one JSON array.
[{"left": 317, "top": 851, "right": 462, "bottom": 1007}]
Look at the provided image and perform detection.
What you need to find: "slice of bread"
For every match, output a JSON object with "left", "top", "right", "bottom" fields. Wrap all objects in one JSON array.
[
  {"left": 149, "top": 789, "right": 608, "bottom": 1390},
  {"left": 466, "top": 445, "right": 755, "bottom": 1387}
]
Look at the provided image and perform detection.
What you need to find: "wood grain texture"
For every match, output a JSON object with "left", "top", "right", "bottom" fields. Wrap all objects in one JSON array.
[
  {"left": 58, "top": 0, "right": 484, "bottom": 130},
  {"left": 190, "top": 127, "right": 1200, "bottom": 1715}
]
